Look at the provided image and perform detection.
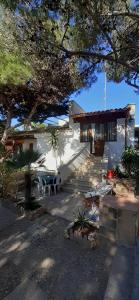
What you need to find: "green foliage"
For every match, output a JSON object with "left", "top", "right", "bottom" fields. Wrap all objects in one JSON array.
[
  {"left": 114, "top": 165, "right": 128, "bottom": 179},
  {"left": 74, "top": 210, "right": 90, "bottom": 230},
  {"left": 48, "top": 128, "right": 59, "bottom": 151},
  {"left": 0, "top": 143, "right": 5, "bottom": 157},
  {"left": 0, "top": 51, "right": 32, "bottom": 85},
  {"left": 0, "top": 7, "right": 32, "bottom": 85},
  {"left": 7, "top": 149, "right": 40, "bottom": 209},
  {"left": 0, "top": 161, "right": 14, "bottom": 199},
  {"left": 122, "top": 146, "right": 139, "bottom": 177},
  {"left": 31, "top": 122, "right": 47, "bottom": 130},
  {"left": 9, "top": 149, "right": 40, "bottom": 170},
  {"left": 1, "top": 0, "right": 139, "bottom": 142}
]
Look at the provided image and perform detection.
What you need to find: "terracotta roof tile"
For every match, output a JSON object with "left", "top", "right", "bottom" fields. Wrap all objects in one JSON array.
[
  {"left": 72, "top": 107, "right": 130, "bottom": 118},
  {"left": 72, "top": 106, "right": 130, "bottom": 123}
]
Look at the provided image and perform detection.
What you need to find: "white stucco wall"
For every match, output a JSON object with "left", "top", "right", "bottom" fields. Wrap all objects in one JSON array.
[
  {"left": 69, "top": 100, "right": 85, "bottom": 129},
  {"left": 104, "top": 118, "right": 126, "bottom": 168},
  {"left": 69, "top": 100, "right": 85, "bottom": 115},
  {"left": 104, "top": 110, "right": 135, "bottom": 168},
  {"left": 23, "top": 102, "right": 136, "bottom": 175},
  {"left": 34, "top": 123, "right": 89, "bottom": 181}
]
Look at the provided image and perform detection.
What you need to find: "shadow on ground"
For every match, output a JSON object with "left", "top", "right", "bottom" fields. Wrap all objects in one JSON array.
[{"left": 0, "top": 194, "right": 116, "bottom": 300}]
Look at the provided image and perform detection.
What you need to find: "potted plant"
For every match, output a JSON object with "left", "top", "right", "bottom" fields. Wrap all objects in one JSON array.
[{"left": 71, "top": 210, "right": 99, "bottom": 238}]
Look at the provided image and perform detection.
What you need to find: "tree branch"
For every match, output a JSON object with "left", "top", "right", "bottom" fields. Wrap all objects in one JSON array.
[
  {"left": 62, "top": 48, "right": 139, "bottom": 73},
  {"left": 1, "top": 110, "right": 12, "bottom": 145},
  {"left": 104, "top": 11, "right": 139, "bottom": 20},
  {"left": 61, "top": 5, "right": 70, "bottom": 47},
  {"left": 125, "top": 79, "right": 139, "bottom": 90},
  {"left": 24, "top": 98, "right": 40, "bottom": 127}
]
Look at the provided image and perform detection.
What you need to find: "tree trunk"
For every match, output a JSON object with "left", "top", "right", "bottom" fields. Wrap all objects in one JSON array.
[
  {"left": 1, "top": 111, "right": 12, "bottom": 146},
  {"left": 25, "top": 171, "right": 32, "bottom": 209}
]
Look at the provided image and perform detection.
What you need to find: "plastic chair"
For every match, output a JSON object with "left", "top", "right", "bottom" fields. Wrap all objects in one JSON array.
[
  {"left": 52, "top": 175, "right": 62, "bottom": 195},
  {"left": 33, "top": 176, "right": 49, "bottom": 196},
  {"left": 33, "top": 177, "right": 43, "bottom": 196},
  {"left": 52, "top": 176, "right": 57, "bottom": 195},
  {"left": 42, "top": 176, "right": 51, "bottom": 196}
]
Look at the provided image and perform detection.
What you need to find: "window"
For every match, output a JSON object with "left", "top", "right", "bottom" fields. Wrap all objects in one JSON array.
[
  {"left": 95, "top": 121, "right": 117, "bottom": 142},
  {"left": 95, "top": 123, "right": 105, "bottom": 140},
  {"left": 105, "top": 121, "right": 117, "bottom": 141},
  {"left": 80, "top": 123, "right": 92, "bottom": 142},
  {"left": 29, "top": 143, "right": 33, "bottom": 151}
]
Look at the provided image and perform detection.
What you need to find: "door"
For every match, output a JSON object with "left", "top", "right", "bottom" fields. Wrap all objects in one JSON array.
[
  {"left": 94, "top": 140, "right": 105, "bottom": 156},
  {"left": 94, "top": 123, "right": 105, "bottom": 156},
  {"left": 80, "top": 123, "right": 93, "bottom": 154}
]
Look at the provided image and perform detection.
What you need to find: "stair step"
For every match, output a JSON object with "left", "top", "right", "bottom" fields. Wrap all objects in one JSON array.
[
  {"left": 62, "top": 154, "right": 104, "bottom": 194},
  {"left": 69, "top": 178, "right": 101, "bottom": 185},
  {"left": 63, "top": 183, "right": 100, "bottom": 192},
  {"left": 63, "top": 186, "right": 95, "bottom": 193},
  {"left": 64, "top": 183, "right": 95, "bottom": 189},
  {"left": 76, "top": 168, "right": 103, "bottom": 173},
  {"left": 74, "top": 171, "right": 102, "bottom": 176}
]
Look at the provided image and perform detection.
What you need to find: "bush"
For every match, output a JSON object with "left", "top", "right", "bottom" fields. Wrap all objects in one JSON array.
[
  {"left": 122, "top": 146, "right": 139, "bottom": 177},
  {"left": 0, "top": 162, "right": 14, "bottom": 199}
]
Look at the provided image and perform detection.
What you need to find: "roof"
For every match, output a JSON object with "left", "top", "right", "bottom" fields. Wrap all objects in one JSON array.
[
  {"left": 1, "top": 125, "right": 71, "bottom": 140},
  {"left": 72, "top": 107, "right": 130, "bottom": 123}
]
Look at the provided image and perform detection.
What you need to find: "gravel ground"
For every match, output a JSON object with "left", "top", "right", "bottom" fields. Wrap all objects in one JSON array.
[
  {"left": 0, "top": 261, "right": 21, "bottom": 300},
  {"left": 0, "top": 194, "right": 115, "bottom": 300}
]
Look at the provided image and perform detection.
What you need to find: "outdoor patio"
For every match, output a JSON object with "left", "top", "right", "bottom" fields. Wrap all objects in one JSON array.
[
  {"left": 0, "top": 192, "right": 116, "bottom": 300},
  {"left": 39, "top": 191, "right": 84, "bottom": 221}
]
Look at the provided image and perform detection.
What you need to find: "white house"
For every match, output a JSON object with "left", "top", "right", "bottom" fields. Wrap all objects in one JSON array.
[{"left": 6, "top": 101, "right": 135, "bottom": 182}]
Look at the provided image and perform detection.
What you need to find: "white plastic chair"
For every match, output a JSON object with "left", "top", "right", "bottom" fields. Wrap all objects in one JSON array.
[
  {"left": 33, "top": 176, "right": 44, "bottom": 196},
  {"left": 42, "top": 177, "right": 51, "bottom": 196},
  {"left": 52, "top": 176, "right": 57, "bottom": 195}
]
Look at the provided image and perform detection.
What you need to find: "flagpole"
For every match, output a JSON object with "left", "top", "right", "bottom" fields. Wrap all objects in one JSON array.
[{"left": 104, "top": 66, "right": 107, "bottom": 110}]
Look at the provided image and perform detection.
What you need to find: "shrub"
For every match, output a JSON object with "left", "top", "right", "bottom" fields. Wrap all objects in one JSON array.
[{"left": 122, "top": 146, "right": 139, "bottom": 177}]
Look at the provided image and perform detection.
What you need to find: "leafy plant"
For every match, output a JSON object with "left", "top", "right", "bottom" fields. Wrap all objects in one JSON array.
[
  {"left": 122, "top": 146, "right": 136, "bottom": 177},
  {"left": 74, "top": 210, "right": 90, "bottom": 230},
  {"left": 7, "top": 149, "right": 40, "bottom": 210},
  {"left": 0, "top": 161, "right": 14, "bottom": 199},
  {"left": 49, "top": 128, "right": 59, "bottom": 151},
  {"left": 10, "top": 149, "right": 40, "bottom": 171},
  {"left": 114, "top": 165, "right": 128, "bottom": 179}
]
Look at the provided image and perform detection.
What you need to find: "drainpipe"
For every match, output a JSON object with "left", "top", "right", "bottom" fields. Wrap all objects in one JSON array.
[
  {"left": 126, "top": 104, "right": 136, "bottom": 148},
  {"left": 125, "top": 118, "right": 127, "bottom": 149}
]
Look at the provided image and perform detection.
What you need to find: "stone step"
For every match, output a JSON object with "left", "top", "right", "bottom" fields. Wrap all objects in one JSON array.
[
  {"left": 73, "top": 174, "right": 102, "bottom": 179},
  {"left": 63, "top": 187, "right": 92, "bottom": 193},
  {"left": 62, "top": 184, "right": 96, "bottom": 193},
  {"left": 73, "top": 170, "right": 105, "bottom": 177},
  {"left": 76, "top": 168, "right": 103, "bottom": 174},
  {"left": 75, "top": 167, "right": 102, "bottom": 171},
  {"left": 63, "top": 182, "right": 96, "bottom": 189},
  {"left": 69, "top": 178, "right": 101, "bottom": 185},
  {"left": 62, "top": 154, "right": 104, "bottom": 193}
]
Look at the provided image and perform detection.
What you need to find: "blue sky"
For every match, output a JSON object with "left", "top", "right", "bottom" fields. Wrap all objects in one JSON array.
[
  {"left": 12, "top": 72, "right": 139, "bottom": 127},
  {"left": 71, "top": 73, "right": 139, "bottom": 124}
]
